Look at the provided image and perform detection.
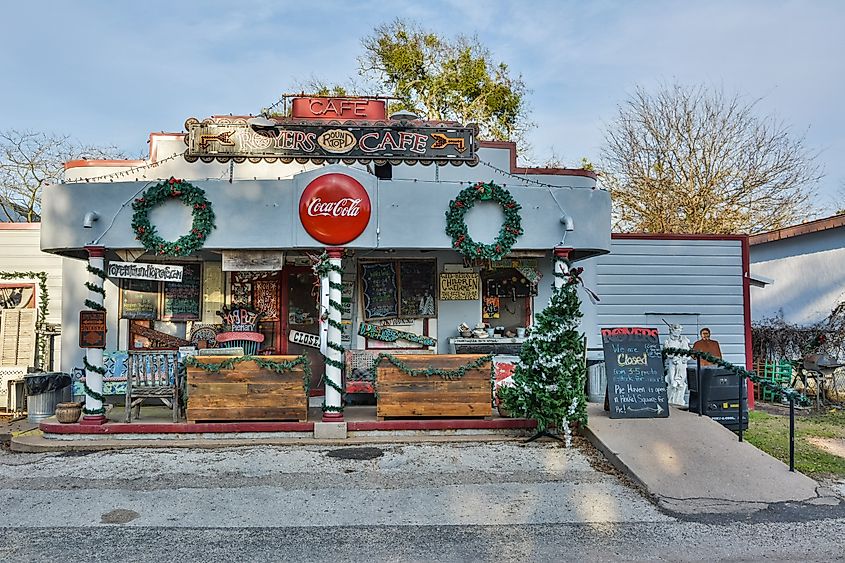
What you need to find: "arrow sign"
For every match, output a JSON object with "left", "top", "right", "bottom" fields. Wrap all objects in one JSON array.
[{"left": 625, "top": 404, "right": 665, "bottom": 415}]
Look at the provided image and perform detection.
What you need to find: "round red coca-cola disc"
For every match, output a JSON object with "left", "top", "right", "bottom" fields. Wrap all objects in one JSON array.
[{"left": 299, "top": 173, "right": 371, "bottom": 245}]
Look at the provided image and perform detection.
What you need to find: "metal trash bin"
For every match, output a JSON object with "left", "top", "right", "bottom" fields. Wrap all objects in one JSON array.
[
  {"left": 25, "top": 372, "right": 72, "bottom": 422},
  {"left": 587, "top": 362, "right": 607, "bottom": 403}
]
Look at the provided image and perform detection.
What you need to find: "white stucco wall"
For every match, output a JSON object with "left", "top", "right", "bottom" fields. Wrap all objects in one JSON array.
[{"left": 750, "top": 226, "right": 845, "bottom": 326}]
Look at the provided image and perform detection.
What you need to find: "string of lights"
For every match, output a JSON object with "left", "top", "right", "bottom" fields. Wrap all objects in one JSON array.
[
  {"left": 65, "top": 151, "right": 188, "bottom": 184},
  {"left": 478, "top": 159, "right": 602, "bottom": 190}
]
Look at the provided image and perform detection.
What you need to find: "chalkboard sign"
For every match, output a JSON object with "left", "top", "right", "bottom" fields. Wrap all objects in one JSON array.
[
  {"left": 601, "top": 327, "right": 669, "bottom": 419},
  {"left": 361, "top": 262, "right": 398, "bottom": 320},
  {"left": 163, "top": 263, "right": 202, "bottom": 321},
  {"left": 121, "top": 278, "right": 159, "bottom": 320},
  {"left": 399, "top": 260, "right": 436, "bottom": 318}
]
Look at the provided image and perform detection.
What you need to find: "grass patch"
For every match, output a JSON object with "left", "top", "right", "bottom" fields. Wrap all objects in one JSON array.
[{"left": 745, "top": 408, "right": 845, "bottom": 478}]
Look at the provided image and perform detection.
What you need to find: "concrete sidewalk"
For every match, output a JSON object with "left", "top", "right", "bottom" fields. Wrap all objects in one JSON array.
[{"left": 583, "top": 403, "right": 834, "bottom": 515}]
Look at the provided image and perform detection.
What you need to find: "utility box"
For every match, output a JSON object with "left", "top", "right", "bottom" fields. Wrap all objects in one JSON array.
[{"left": 688, "top": 368, "right": 748, "bottom": 431}]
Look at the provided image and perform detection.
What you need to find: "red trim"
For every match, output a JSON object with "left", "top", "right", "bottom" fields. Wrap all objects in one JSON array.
[
  {"left": 40, "top": 417, "right": 536, "bottom": 434},
  {"left": 348, "top": 418, "right": 537, "bottom": 431},
  {"left": 326, "top": 247, "right": 344, "bottom": 259},
  {"left": 553, "top": 247, "right": 573, "bottom": 259},
  {"left": 41, "top": 421, "right": 314, "bottom": 434},
  {"left": 749, "top": 213, "right": 845, "bottom": 245},
  {"left": 612, "top": 233, "right": 746, "bottom": 241},
  {"left": 741, "top": 234, "right": 755, "bottom": 410},
  {"left": 322, "top": 411, "right": 344, "bottom": 422},
  {"left": 65, "top": 159, "right": 146, "bottom": 170},
  {"left": 0, "top": 223, "right": 40, "bottom": 230},
  {"left": 84, "top": 246, "right": 106, "bottom": 258},
  {"left": 477, "top": 140, "right": 597, "bottom": 179},
  {"left": 79, "top": 415, "right": 107, "bottom": 426}
]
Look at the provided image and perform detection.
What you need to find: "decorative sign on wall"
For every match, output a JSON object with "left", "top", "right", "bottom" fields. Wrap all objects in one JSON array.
[
  {"left": 288, "top": 329, "right": 320, "bottom": 349},
  {"left": 218, "top": 305, "right": 262, "bottom": 332},
  {"left": 107, "top": 261, "right": 183, "bottom": 282},
  {"left": 601, "top": 327, "right": 669, "bottom": 419},
  {"left": 79, "top": 310, "right": 106, "bottom": 349},
  {"left": 399, "top": 261, "right": 437, "bottom": 318},
  {"left": 290, "top": 97, "right": 386, "bottom": 121},
  {"left": 120, "top": 278, "right": 159, "bottom": 320},
  {"left": 222, "top": 251, "right": 284, "bottom": 272},
  {"left": 162, "top": 263, "right": 202, "bottom": 321},
  {"left": 299, "top": 174, "right": 371, "bottom": 245},
  {"left": 439, "top": 272, "right": 480, "bottom": 300},
  {"left": 358, "top": 323, "right": 436, "bottom": 347},
  {"left": 361, "top": 262, "right": 398, "bottom": 320},
  {"left": 184, "top": 116, "right": 478, "bottom": 165}
]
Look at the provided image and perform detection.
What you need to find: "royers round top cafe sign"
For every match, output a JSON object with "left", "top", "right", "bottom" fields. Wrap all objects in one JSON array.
[{"left": 299, "top": 173, "right": 371, "bottom": 245}]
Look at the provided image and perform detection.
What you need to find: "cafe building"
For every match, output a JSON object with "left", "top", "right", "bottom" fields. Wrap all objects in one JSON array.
[{"left": 39, "top": 95, "right": 618, "bottom": 435}]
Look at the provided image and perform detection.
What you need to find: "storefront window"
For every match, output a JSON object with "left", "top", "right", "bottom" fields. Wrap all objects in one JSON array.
[{"left": 481, "top": 267, "right": 536, "bottom": 331}]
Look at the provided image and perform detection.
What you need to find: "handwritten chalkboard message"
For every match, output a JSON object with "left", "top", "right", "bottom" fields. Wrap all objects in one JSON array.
[
  {"left": 601, "top": 327, "right": 669, "bottom": 419},
  {"left": 399, "top": 260, "right": 436, "bottom": 318},
  {"left": 361, "top": 262, "right": 398, "bottom": 320},
  {"left": 121, "top": 278, "right": 159, "bottom": 320},
  {"left": 163, "top": 263, "right": 201, "bottom": 321}
]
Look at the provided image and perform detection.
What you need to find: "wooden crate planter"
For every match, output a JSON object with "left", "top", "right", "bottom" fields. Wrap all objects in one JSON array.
[
  {"left": 186, "top": 356, "right": 308, "bottom": 422},
  {"left": 375, "top": 354, "right": 493, "bottom": 419}
]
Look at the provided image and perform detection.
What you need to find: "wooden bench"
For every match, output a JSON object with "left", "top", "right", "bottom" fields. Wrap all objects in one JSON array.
[
  {"left": 186, "top": 356, "right": 308, "bottom": 423},
  {"left": 375, "top": 354, "right": 493, "bottom": 419},
  {"left": 125, "top": 351, "right": 181, "bottom": 423}
]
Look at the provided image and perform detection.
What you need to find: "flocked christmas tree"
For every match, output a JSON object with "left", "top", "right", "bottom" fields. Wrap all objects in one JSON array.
[{"left": 499, "top": 265, "right": 588, "bottom": 446}]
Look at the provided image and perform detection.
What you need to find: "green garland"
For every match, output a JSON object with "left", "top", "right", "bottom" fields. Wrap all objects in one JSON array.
[
  {"left": 445, "top": 181, "right": 522, "bottom": 261},
  {"left": 184, "top": 354, "right": 312, "bottom": 393},
  {"left": 313, "top": 252, "right": 346, "bottom": 412},
  {"left": 662, "top": 347, "right": 810, "bottom": 406},
  {"left": 0, "top": 271, "right": 49, "bottom": 369},
  {"left": 81, "top": 261, "right": 108, "bottom": 415},
  {"left": 131, "top": 177, "right": 215, "bottom": 256},
  {"left": 373, "top": 353, "right": 493, "bottom": 381}
]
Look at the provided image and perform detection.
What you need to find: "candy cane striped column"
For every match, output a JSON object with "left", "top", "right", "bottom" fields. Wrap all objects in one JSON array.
[{"left": 322, "top": 248, "right": 344, "bottom": 422}]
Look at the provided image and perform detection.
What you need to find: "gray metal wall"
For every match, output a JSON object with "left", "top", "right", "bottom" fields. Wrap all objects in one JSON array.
[{"left": 587, "top": 237, "right": 747, "bottom": 367}]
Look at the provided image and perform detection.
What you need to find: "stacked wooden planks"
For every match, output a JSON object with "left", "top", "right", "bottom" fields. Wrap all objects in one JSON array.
[
  {"left": 376, "top": 354, "right": 492, "bottom": 419},
  {"left": 186, "top": 356, "right": 307, "bottom": 422}
]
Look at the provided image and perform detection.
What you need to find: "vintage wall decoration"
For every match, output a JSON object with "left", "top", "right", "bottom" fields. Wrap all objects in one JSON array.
[
  {"left": 107, "top": 261, "right": 184, "bottom": 282},
  {"left": 358, "top": 323, "right": 437, "bottom": 348},
  {"left": 79, "top": 310, "right": 107, "bottom": 349},
  {"left": 439, "top": 272, "right": 480, "bottom": 300},
  {"left": 184, "top": 116, "right": 478, "bottom": 165},
  {"left": 299, "top": 173, "right": 372, "bottom": 245},
  {"left": 288, "top": 329, "right": 320, "bottom": 349},
  {"left": 131, "top": 178, "right": 216, "bottom": 256},
  {"left": 445, "top": 181, "right": 523, "bottom": 261}
]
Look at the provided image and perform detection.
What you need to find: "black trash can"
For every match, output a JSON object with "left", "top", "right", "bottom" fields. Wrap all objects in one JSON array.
[
  {"left": 687, "top": 367, "right": 748, "bottom": 431},
  {"left": 25, "top": 372, "right": 72, "bottom": 422}
]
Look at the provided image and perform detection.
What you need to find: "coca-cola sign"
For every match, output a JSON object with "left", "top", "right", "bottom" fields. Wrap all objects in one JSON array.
[{"left": 299, "top": 173, "right": 371, "bottom": 244}]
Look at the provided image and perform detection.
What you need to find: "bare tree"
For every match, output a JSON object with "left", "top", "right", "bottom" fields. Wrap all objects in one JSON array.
[
  {"left": 0, "top": 130, "right": 124, "bottom": 222},
  {"left": 601, "top": 83, "right": 823, "bottom": 234}
]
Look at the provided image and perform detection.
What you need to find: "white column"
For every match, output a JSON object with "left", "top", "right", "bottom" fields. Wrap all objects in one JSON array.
[
  {"left": 553, "top": 247, "right": 572, "bottom": 290},
  {"left": 81, "top": 245, "right": 107, "bottom": 425},
  {"left": 323, "top": 248, "right": 344, "bottom": 422}
]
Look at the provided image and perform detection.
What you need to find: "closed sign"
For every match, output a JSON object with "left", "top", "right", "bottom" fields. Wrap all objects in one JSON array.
[{"left": 289, "top": 329, "right": 320, "bottom": 349}]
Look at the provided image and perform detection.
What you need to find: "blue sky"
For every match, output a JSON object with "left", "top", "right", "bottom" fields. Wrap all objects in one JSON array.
[{"left": 2, "top": 0, "right": 843, "bottom": 210}]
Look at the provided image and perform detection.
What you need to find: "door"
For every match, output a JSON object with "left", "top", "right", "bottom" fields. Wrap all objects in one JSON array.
[{"left": 282, "top": 266, "right": 325, "bottom": 393}]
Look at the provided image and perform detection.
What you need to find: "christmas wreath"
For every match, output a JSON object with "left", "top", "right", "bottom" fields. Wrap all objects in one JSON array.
[
  {"left": 445, "top": 181, "right": 522, "bottom": 260},
  {"left": 131, "top": 177, "right": 215, "bottom": 256}
]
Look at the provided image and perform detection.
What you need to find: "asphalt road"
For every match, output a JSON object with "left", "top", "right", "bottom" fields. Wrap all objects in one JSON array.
[{"left": 0, "top": 440, "right": 843, "bottom": 562}]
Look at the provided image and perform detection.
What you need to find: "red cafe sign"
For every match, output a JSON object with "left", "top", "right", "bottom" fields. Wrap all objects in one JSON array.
[
  {"left": 291, "top": 97, "right": 386, "bottom": 121},
  {"left": 299, "top": 173, "right": 371, "bottom": 245}
]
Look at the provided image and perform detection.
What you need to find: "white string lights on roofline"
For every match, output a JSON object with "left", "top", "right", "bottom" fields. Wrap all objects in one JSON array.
[
  {"left": 65, "top": 151, "right": 188, "bottom": 184},
  {"left": 478, "top": 159, "right": 601, "bottom": 190}
]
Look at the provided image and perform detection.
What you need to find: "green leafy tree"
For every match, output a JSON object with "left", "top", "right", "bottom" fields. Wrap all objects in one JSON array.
[
  {"left": 324, "top": 19, "right": 528, "bottom": 144},
  {"left": 499, "top": 267, "right": 587, "bottom": 445}
]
